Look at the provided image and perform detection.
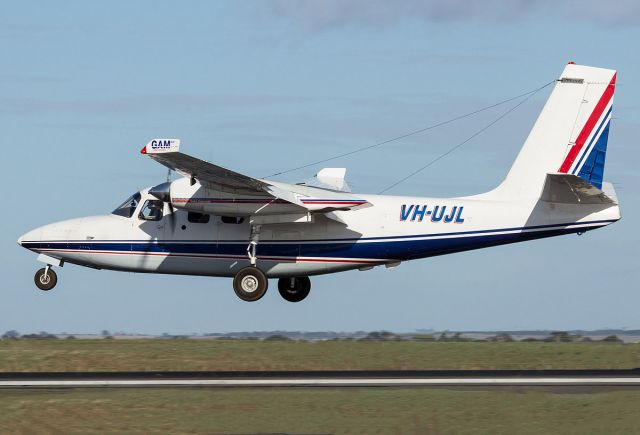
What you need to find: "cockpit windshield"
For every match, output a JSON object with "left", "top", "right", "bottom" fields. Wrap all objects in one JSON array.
[{"left": 111, "top": 192, "right": 142, "bottom": 218}]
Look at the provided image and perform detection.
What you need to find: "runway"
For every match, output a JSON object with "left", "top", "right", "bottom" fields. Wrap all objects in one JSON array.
[{"left": 1, "top": 369, "right": 639, "bottom": 388}]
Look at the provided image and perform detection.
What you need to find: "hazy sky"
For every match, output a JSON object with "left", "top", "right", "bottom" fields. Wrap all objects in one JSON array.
[{"left": 3, "top": 1, "right": 639, "bottom": 334}]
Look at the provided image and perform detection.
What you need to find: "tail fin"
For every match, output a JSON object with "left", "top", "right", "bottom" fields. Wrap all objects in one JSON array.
[{"left": 497, "top": 63, "right": 616, "bottom": 197}]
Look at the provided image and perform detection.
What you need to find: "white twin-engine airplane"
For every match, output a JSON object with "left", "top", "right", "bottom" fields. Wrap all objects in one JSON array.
[{"left": 19, "top": 63, "right": 620, "bottom": 302}]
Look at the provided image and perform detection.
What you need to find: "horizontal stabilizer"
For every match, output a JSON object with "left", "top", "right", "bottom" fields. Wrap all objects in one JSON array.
[{"left": 541, "top": 173, "right": 616, "bottom": 205}]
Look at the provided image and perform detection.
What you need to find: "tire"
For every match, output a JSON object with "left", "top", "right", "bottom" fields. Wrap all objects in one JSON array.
[
  {"left": 278, "top": 276, "right": 311, "bottom": 302},
  {"left": 233, "top": 267, "right": 268, "bottom": 302},
  {"left": 34, "top": 268, "right": 57, "bottom": 291}
]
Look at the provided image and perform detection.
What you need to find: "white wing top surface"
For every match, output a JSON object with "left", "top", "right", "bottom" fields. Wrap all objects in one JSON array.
[{"left": 141, "top": 140, "right": 370, "bottom": 213}]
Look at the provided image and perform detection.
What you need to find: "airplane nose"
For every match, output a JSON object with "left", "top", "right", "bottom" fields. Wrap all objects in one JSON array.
[{"left": 18, "top": 227, "right": 43, "bottom": 248}]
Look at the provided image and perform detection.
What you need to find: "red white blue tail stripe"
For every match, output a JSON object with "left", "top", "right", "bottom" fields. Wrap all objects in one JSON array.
[{"left": 558, "top": 74, "right": 616, "bottom": 189}]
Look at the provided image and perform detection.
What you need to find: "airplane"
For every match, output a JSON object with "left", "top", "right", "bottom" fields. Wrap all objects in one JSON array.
[{"left": 18, "top": 63, "right": 620, "bottom": 302}]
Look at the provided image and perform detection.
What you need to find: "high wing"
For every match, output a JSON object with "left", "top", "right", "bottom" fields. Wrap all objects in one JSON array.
[
  {"left": 142, "top": 141, "right": 268, "bottom": 195},
  {"left": 140, "top": 139, "right": 371, "bottom": 213}
]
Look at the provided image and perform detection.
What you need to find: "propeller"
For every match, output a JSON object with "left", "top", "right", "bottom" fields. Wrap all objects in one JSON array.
[{"left": 149, "top": 178, "right": 178, "bottom": 233}]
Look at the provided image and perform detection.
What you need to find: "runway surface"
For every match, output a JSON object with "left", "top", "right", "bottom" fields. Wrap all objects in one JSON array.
[{"left": 1, "top": 369, "right": 639, "bottom": 388}]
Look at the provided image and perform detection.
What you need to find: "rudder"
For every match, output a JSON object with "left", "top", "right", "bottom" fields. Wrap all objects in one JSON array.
[{"left": 495, "top": 63, "right": 616, "bottom": 197}]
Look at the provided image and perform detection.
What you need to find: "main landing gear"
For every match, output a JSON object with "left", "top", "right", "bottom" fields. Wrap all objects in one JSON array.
[
  {"left": 233, "top": 224, "right": 269, "bottom": 302},
  {"left": 233, "top": 267, "right": 269, "bottom": 302},
  {"left": 34, "top": 266, "right": 57, "bottom": 291},
  {"left": 278, "top": 277, "right": 311, "bottom": 302},
  {"left": 232, "top": 269, "right": 312, "bottom": 303},
  {"left": 232, "top": 223, "right": 311, "bottom": 302}
]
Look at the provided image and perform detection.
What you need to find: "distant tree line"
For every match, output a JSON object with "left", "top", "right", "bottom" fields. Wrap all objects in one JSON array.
[
  {"left": 0, "top": 329, "right": 627, "bottom": 343},
  {"left": 261, "top": 331, "right": 625, "bottom": 343}
]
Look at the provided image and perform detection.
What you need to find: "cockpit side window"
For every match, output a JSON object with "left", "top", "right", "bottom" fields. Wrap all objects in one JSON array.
[
  {"left": 112, "top": 192, "right": 142, "bottom": 218},
  {"left": 138, "top": 200, "right": 164, "bottom": 221}
]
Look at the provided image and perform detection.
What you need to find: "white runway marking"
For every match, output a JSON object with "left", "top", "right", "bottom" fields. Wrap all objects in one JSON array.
[{"left": 2, "top": 377, "right": 640, "bottom": 388}]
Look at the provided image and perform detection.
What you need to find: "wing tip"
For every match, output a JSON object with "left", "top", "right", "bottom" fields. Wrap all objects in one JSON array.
[{"left": 140, "top": 139, "right": 180, "bottom": 155}]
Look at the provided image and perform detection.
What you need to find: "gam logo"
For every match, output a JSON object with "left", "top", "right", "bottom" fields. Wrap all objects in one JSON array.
[{"left": 150, "top": 139, "right": 173, "bottom": 150}]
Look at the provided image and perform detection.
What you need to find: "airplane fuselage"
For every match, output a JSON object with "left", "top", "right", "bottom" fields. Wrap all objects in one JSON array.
[{"left": 19, "top": 188, "right": 619, "bottom": 278}]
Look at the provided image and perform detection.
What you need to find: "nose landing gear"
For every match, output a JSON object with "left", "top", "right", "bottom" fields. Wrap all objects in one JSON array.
[{"left": 34, "top": 266, "right": 57, "bottom": 291}]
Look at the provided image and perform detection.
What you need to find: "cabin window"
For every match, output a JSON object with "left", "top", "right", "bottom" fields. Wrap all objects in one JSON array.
[
  {"left": 188, "top": 212, "right": 210, "bottom": 224},
  {"left": 112, "top": 192, "right": 142, "bottom": 218},
  {"left": 221, "top": 216, "right": 245, "bottom": 224},
  {"left": 138, "top": 200, "right": 164, "bottom": 221}
]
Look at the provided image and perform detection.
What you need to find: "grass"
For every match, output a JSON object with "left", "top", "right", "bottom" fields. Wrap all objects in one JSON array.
[
  {"left": 1, "top": 387, "right": 639, "bottom": 434},
  {"left": 0, "top": 339, "right": 639, "bottom": 371},
  {"left": 1, "top": 340, "right": 639, "bottom": 433}
]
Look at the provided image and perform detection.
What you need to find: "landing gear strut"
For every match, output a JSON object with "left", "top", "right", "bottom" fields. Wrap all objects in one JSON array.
[
  {"left": 233, "top": 223, "right": 269, "bottom": 301},
  {"left": 247, "top": 224, "right": 262, "bottom": 266},
  {"left": 233, "top": 267, "right": 268, "bottom": 302},
  {"left": 278, "top": 277, "right": 311, "bottom": 302},
  {"left": 34, "top": 266, "right": 57, "bottom": 291}
]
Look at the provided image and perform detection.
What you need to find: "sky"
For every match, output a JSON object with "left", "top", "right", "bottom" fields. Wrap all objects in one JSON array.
[{"left": 2, "top": 1, "right": 639, "bottom": 335}]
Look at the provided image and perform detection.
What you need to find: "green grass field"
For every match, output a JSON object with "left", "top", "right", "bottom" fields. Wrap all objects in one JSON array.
[
  {"left": 1, "top": 339, "right": 639, "bottom": 371},
  {"left": 2, "top": 339, "right": 639, "bottom": 433},
  {"left": 1, "top": 387, "right": 639, "bottom": 434}
]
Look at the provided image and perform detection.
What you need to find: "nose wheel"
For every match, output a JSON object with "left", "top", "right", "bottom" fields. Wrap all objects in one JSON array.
[
  {"left": 233, "top": 267, "right": 268, "bottom": 302},
  {"left": 278, "top": 277, "right": 311, "bottom": 302},
  {"left": 34, "top": 266, "right": 57, "bottom": 291}
]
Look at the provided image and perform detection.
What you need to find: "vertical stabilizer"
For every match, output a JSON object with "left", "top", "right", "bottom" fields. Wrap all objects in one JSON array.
[{"left": 495, "top": 63, "right": 616, "bottom": 197}]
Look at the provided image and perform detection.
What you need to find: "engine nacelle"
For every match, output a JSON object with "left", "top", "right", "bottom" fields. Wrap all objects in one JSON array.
[{"left": 153, "top": 177, "right": 302, "bottom": 217}]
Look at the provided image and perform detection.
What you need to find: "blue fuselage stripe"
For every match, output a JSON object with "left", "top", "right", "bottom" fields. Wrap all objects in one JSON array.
[{"left": 22, "top": 220, "right": 613, "bottom": 262}]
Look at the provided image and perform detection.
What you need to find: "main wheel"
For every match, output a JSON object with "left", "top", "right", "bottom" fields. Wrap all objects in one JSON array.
[
  {"left": 34, "top": 268, "right": 57, "bottom": 291},
  {"left": 278, "top": 276, "right": 311, "bottom": 302},
  {"left": 233, "top": 267, "right": 268, "bottom": 302}
]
